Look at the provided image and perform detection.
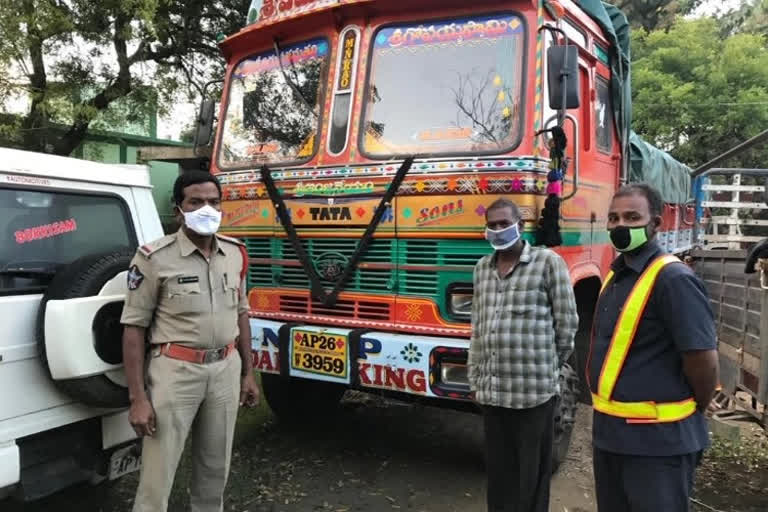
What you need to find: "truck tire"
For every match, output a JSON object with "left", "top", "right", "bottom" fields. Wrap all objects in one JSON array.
[
  {"left": 37, "top": 249, "right": 134, "bottom": 408},
  {"left": 574, "top": 295, "right": 595, "bottom": 404},
  {"left": 261, "top": 373, "right": 346, "bottom": 423},
  {"left": 552, "top": 363, "right": 579, "bottom": 473}
]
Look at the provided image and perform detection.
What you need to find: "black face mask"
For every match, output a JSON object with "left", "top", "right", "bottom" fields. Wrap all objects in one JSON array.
[{"left": 609, "top": 224, "right": 651, "bottom": 253}]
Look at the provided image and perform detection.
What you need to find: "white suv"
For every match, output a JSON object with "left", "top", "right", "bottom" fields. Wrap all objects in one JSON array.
[{"left": 0, "top": 148, "right": 164, "bottom": 501}]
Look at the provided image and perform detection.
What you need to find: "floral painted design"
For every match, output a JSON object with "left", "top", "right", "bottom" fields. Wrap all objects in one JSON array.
[{"left": 401, "top": 342, "right": 423, "bottom": 364}]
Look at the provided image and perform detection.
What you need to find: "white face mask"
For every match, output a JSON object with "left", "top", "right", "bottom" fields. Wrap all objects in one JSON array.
[
  {"left": 485, "top": 224, "right": 521, "bottom": 251},
  {"left": 182, "top": 204, "right": 222, "bottom": 236}
]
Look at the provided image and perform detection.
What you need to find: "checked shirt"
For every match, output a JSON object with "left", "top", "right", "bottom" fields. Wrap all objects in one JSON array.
[{"left": 468, "top": 241, "right": 578, "bottom": 409}]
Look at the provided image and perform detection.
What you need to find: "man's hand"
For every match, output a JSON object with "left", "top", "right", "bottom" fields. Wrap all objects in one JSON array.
[
  {"left": 682, "top": 349, "right": 719, "bottom": 412},
  {"left": 129, "top": 396, "right": 156, "bottom": 437},
  {"left": 468, "top": 391, "right": 477, "bottom": 402},
  {"left": 240, "top": 373, "right": 261, "bottom": 407}
]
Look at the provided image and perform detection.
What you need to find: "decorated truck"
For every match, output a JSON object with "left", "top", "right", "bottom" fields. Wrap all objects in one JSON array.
[{"left": 193, "top": 0, "right": 695, "bottom": 466}]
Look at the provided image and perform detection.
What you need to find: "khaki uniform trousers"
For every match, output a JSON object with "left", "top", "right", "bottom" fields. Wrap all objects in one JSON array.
[{"left": 132, "top": 349, "right": 241, "bottom": 512}]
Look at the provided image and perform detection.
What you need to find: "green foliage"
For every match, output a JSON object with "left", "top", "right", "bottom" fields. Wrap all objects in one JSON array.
[
  {"left": 631, "top": 17, "right": 768, "bottom": 169},
  {"left": 718, "top": 0, "right": 768, "bottom": 36},
  {"left": 0, "top": 0, "right": 249, "bottom": 155}
]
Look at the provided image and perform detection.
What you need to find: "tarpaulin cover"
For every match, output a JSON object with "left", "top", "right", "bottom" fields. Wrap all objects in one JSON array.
[{"left": 629, "top": 133, "right": 692, "bottom": 203}]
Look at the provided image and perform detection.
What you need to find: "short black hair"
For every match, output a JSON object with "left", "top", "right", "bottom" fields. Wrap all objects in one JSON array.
[
  {"left": 173, "top": 171, "right": 222, "bottom": 205},
  {"left": 486, "top": 197, "right": 522, "bottom": 221},
  {"left": 613, "top": 183, "right": 663, "bottom": 217}
]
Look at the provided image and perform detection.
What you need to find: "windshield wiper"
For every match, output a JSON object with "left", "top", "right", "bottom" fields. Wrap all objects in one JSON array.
[{"left": 273, "top": 38, "right": 318, "bottom": 118}]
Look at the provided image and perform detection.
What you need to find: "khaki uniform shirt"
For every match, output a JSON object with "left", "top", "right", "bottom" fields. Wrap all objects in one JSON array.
[{"left": 120, "top": 228, "right": 249, "bottom": 349}]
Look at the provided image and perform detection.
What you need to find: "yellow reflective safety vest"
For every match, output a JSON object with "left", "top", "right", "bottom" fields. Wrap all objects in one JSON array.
[{"left": 590, "top": 254, "right": 698, "bottom": 424}]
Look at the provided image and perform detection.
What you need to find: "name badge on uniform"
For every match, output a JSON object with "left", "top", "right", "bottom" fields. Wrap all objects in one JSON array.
[{"left": 177, "top": 276, "right": 200, "bottom": 284}]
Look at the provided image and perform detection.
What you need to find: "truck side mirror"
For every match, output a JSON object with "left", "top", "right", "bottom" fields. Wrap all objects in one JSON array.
[
  {"left": 547, "top": 45, "right": 580, "bottom": 110},
  {"left": 195, "top": 99, "right": 216, "bottom": 148}
]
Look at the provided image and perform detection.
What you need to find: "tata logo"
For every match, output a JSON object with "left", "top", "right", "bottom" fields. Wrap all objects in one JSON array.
[
  {"left": 310, "top": 206, "right": 352, "bottom": 221},
  {"left": 314, "top": 251, "right": 349, "bottom": 282}
]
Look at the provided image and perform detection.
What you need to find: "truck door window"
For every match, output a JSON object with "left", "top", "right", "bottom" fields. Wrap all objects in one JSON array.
[
  {"left": 595, "top": 75, "right": 613, "bottom": 153},
  {"left": 0, "top": 188, "right": 136, "bottom": 294},
  {"left": 562, "top": 19, "right": 587, "bottom": 48}
]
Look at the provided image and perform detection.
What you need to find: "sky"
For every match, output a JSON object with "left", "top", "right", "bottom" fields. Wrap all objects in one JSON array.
[{"left": 693, "top": 0, "right": 746, "bottom": 16}]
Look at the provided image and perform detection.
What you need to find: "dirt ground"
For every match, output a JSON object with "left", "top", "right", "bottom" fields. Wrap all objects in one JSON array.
[{"left": 3, "top": 394, "right": 767, "bottom": 512}]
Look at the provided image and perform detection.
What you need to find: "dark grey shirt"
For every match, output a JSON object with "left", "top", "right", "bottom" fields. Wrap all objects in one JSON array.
[{"left": 589, "top": 241, "right": 716, "bottom": 456}]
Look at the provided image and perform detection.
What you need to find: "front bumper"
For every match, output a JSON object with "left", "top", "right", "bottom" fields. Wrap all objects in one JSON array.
[{"left": 249, "top": 318, "right": 471, "bottom": 400}]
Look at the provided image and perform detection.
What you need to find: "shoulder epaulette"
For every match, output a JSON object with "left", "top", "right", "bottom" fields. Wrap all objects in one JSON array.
[
  {"left": 137, "top": 234, "right": 177, "bottom": 258},
  {"left": 215, "top": 233, "right": 246, "bottom": 247}
]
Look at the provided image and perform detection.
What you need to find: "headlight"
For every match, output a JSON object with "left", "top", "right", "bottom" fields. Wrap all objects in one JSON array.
[
  {"left": 450, "top": 293, "right": 473, "bottom": 316},
  {"left": 440, "top": 361, "right": 469, "bottom": 387},
  {"left": 447, "top": 283, "right": 473, "bottom": 319}
]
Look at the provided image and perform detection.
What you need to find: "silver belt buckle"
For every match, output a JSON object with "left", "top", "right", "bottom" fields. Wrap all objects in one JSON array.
[{"left": 203, "top": 348, "right": 223, "bottom": 364}]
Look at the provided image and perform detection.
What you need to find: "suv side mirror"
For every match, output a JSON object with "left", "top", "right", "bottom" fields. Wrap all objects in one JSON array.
[
  {"left": 547, "top": 45, "right": 580, "bottom": 110},
  {"left": 195, "top": 99, "right": 216, "bottom": 148}
]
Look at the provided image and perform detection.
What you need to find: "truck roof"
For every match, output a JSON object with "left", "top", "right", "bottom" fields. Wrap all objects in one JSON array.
[{"left": 0, "top": 147, "right": 153, "bottom": 188}]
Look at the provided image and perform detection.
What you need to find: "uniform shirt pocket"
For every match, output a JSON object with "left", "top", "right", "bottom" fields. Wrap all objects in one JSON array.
[
  {"left": 166, "top": 281, "right": 203, "bottom": 313},
  {"left": 226, "top": 285, "right": 239, "bottom": 309},
  {"left": 214, "top": 271, "right": 239, "bottom": 310}
]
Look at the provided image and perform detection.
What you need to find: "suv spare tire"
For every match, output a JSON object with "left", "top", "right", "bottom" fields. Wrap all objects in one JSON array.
[{"left": 37, "top": 248, "right": 135, "bottom": 408}]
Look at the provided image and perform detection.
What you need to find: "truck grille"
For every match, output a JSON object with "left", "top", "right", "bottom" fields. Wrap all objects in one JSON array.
[
  {"left": 244, "top": 237, "right": 489, "bottom": 322},
  {"left": 279, "top": 294, "right": 392, "bottom": 321}
]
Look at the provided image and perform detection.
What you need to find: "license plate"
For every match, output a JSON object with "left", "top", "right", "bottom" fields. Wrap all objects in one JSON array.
[
  {"left": 108, "top": 445, "right": 141, "bottom": 480},
  {"left": 291, "top": 329, "right": 348, "bottom": 379}
]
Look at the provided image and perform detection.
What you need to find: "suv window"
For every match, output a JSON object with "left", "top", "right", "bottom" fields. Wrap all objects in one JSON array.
[{"left": 0, "top": 187, "right": 137, "bottom": 294}]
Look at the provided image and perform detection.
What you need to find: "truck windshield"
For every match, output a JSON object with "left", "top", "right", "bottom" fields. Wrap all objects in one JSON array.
[
  {"left": 362, "top": 14, "right": 526, "bottom": 157},
  {"left": 219, "top": 38, "right": 330, "bottom": 168}
]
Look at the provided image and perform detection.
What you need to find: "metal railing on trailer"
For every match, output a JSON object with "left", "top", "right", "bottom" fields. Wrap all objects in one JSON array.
[{"left": 691, "top": 168, "right": 768, "bottom": 429}]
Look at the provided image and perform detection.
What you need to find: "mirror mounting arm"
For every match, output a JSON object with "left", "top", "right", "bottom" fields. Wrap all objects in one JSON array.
[{"left": 194, "top": 79, "right": 224, "bottom": 155}]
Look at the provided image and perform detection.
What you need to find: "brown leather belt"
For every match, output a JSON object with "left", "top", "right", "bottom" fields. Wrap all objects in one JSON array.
[{"left": 156, "top": 342, "right": 236, "bottom": 364}]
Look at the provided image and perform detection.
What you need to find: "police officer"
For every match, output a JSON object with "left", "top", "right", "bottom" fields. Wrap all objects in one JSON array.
[
  {"left": 121, "top": 171, "right": 260, "bottom": 512},
  {"left": 589, "top": 183, "right": 719, "bottom": 511}
]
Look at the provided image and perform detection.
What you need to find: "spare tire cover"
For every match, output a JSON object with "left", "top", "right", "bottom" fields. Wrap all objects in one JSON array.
[{"left": 37, "top": 248, "right": 135, "bottom": 408}]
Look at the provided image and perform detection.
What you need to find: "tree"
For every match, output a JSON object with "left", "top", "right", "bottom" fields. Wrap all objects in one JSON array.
[
  {"left": 242, "top": 59, "right": 323, "bottom": 150},
  {"left": 451, "top": 71, "right": 516, "bottom": 149},
  {"left": 718, "top": 0, "right": 768, "bottom": 36},
  {"left": 631, "top": 17, "right": 768, "bottom": 169},
  {"left": 0, "top": 0, "right": 249, "bottom": 155},
  {"left": 610, "top": 0, "right": 702, "bottom": 32}
]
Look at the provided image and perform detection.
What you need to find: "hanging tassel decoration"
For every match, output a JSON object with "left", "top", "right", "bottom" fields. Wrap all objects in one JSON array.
[{"left": 536, "top": 126, "right": 567, "bottom": 247}]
